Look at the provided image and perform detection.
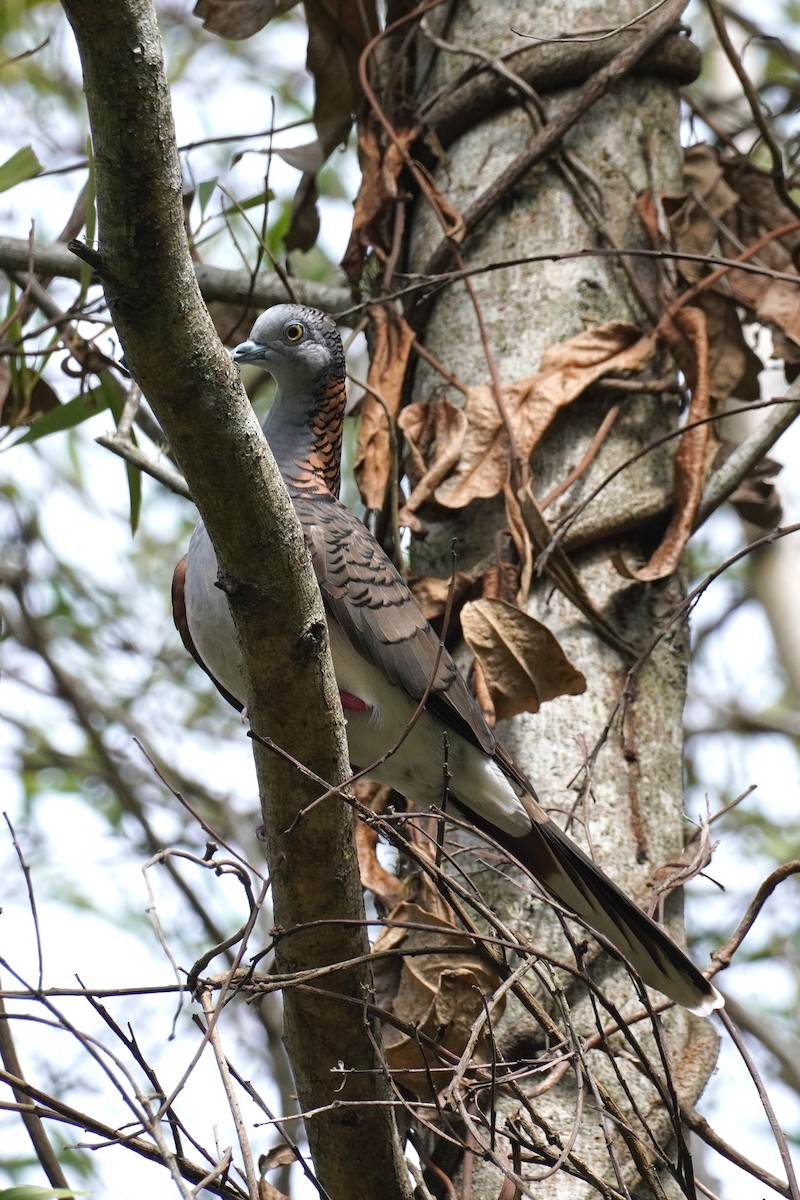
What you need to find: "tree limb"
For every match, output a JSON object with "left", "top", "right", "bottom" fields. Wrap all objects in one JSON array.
[
  {"left": 0, "top": 235, "right": 351, "bottom": 315},
  {"left": 56, "top": 1, "right": 410, "bottom": 1196}
]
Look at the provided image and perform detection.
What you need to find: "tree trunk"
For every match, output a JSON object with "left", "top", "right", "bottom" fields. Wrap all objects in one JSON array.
[
  {"left": 403, "top": 2, "right": 720, "bottom": 1193},
  {"left": 58, "top": 2, "right": 412, "bottom": 1196}
]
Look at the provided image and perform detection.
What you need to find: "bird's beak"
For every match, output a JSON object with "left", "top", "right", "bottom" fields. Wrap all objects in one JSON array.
[{"left": 231, "top": 339, "right": 264, "bottom": 363}]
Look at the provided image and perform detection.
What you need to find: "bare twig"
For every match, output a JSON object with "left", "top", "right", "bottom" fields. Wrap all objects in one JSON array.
[
  {"left": 199, "top": 988, "right": 259, "bottom": 1200},
  {"left": 0, "top": 991, "right": 74, "bottom": 1196}
]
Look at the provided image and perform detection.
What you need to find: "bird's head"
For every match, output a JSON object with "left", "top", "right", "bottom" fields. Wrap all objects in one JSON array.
[{"left": 231, "top": 304, "right": 344, "bottom": 397}]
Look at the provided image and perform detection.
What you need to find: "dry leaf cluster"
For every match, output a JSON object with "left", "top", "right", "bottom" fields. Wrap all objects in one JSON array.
[{"left": 373, "top": 879, "right": 504, "bottom": 1101}]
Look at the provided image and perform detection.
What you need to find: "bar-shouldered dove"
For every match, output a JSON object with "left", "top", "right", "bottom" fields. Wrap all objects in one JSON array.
[{"left": 173, "top": 304, "right": 722, "bottom": 1017}]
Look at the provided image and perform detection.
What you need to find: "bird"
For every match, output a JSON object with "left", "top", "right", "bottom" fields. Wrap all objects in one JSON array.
[{"left": 172, "top": 303, "right": 723, "bottom": 1017}]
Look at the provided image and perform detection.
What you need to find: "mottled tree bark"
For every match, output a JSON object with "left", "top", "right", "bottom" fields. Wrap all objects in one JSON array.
[
  {"left": 406, "top": 2, "right": 720, "bottom": 1194},
  {"left": 58, "top": 1, "right": 411, "bottom": 1196}
]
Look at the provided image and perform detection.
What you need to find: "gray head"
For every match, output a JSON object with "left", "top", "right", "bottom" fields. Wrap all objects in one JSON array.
[
  {"left": 232, "top": 304, "right": 347, "bottom": 497},
  {"left": 231, "top": 304, "right": 344, "bottom": 398}
]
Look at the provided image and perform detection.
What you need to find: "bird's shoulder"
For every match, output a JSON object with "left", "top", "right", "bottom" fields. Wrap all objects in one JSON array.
[{"left": 292, "top": 493, "right": 496, "bottom": 755}]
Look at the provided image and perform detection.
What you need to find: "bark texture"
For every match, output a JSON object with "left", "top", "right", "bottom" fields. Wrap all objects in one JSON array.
[
  {"left": 406, "top": 2, "right": 719, "bottom": 1194},
  {"left": 58, "top": 2, "right": 410, "bottom": 1196}
]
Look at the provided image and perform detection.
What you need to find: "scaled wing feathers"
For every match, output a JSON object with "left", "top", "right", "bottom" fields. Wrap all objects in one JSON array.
[{"left": 296, "top": 493, "right": 496, "bottom": 756}]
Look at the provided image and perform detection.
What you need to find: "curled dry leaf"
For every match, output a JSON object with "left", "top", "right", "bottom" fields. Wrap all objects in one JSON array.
[
  {"left": 343, "top": 119, "right": 417, "bottom": 284},
  {"left": 259, "top": 1145, "right": 298, "bottom": 1173},
  {"left": 259, "top": 1178, "right": 291, "bottom": 1200},
  {"left": 354, "top": 782, "right": 404, "bottom": 907},
  {"left": 408, "top": 571, "right": 476, "bottom": 621},
  {"left": 719, "top": 447, "right": 783, "bottom": 530},
  {"left": 354, "top": 307, "right": 415, "bottom": 511},
  {"left": 372, "top": 900, "right": 504, "bottom": 1100},
  {"left": 669, "top": 145, "right": 800, "bottom": 353},
  {"left": 397, "top": 397, "right": 468, "bottom": 525},
  {"left": 434, "top": 322, "right": 655, "bottom": 509},
  {"left": 193, "top": 0, "right": 298, "bottom": 39},
  {"left": 461, "top": 597, "right": 586, "bottom": 723},
  {"left": 284, "top": 171, "right": 320, "bottom": 253},
  {"left": 503, "top": 483, "right": 533, "bottom": 603},
  {"left": 198, "top": 0, "right": 378, "bottom": 252},
  {"left": 617, "top": 307, "right": 711, "bottom": 582}
]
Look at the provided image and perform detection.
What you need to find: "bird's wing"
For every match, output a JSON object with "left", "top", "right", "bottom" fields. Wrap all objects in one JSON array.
[{"left": 294, "top": 494, "right": 496, "bottom": 756}]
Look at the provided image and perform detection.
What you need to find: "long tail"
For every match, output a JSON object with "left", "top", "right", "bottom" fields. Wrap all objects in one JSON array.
[{"left": 468, "top": 801, "right": 722, "bottom": 1016}]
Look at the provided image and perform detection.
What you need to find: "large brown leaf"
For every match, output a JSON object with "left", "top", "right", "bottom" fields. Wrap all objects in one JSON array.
[
  {"left": 669, "top": 145, "right": 800, "bottom": 352},
  {"left": 396, "top": 397, "right": 468, "bottom": 528},
  {"left": 354, "top": 307, "right": 415, "bottom": 511},
  {"left": 434, "top": 323, "right": 655, "bottom": 509},
  {"left": 617, "top": 307, "right": 711, "bottom": 582},
  {"left": 343, "top": 119, "right": 417, "bottom": 285},
  {"left": 373, "top": 898, "right": 503, "bottom": 1099},
  {"left": 460, "top": 597, "right": 586, "bottom": 723},
  {"left": 193, "top": 0, "right": 297, "bottom": 38}
]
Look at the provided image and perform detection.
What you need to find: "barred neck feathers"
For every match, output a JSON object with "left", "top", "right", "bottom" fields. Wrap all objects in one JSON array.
[
  {"left": 231, "top": 304, "right": 347, "bottom": 500},
  {"left": 275, "top": 365, "right": 346, "bottom": 499}
]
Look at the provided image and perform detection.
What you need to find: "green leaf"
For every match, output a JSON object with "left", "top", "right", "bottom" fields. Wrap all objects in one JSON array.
[
  {"left": 0, "top": 1188, "right": 86, "bottom": 1199},
  {"left": 125, "top": 450, "right": 142, "bottom": 534},
  {"left": 220, "top": 188, "right": 274, "bottom": 217},
  {"left": 0, "top": 146, "right": 42, "bottom": 193},
  {"left": 106, "top": 379, "right": 143, "bottom": 533},
  {"left": 14, "top": 386, "right": 113, "bottom": 444},
  {"left": 197, "top": 176, "right": 218, "bottom": 216}
]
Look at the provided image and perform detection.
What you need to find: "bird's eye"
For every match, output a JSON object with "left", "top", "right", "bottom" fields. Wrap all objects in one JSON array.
[{"left": 284, "top": 322, "right": 305, "bottom": 343}]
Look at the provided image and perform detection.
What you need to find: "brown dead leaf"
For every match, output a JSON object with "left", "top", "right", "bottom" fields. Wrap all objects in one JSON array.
[
  {"left": 503, "top": 483, "right": 533, "bottom": 603},
  {"left": 305, "top": 1, "right": 378, "bottom": 158},
  {"left": 284, "top": 171, "right": 320, "bottom": 253},
  {"left": 396, "top": 398, "right": 468, "bottom": 525},
  {"left": 373, "top": 900, "right": 503, "bottom": 1099},
  {"left": 354, "top": 308, "right": 415, "bottom": 510},
  {"left": 717, "top": 445, "right": 783, "bottom": 530},
  {"left": 193, "top": 0, "right": 297, "bottom": 38},
  {"left": 434, "top": 323, "right": 655, "bottom": 509},
  {"left": 694, "top": 291, "right": 762, "bottom": 402},
  {"left": 0, "top": 362, "right": 61, "bottom": 429},
  {"left": 460, "top": 598, "right": 585, "bottom": 722},
  {"left": 617, "top": 307, "right": 711, "bottom": 582},
  {"left": 353, "top": 781, "right": 403, "bottom": 905},
  {"left": 259, "top": 1174, "right": 291, "bottom": 1200},
  {"left": 259, "top": 1145, "right": 298, "bottom": 1174},
  {"left": 343, "top": 119, "right": 417, "bottom": 284},
  {"left": 408, "top": 571, "right": 476, "bottom": 621},
  {"left": 259, "top": 1181, "right": 290, "bottom": 1200},
  {"left": 669, "top": 146, "right": 800, "bottom": 352}
]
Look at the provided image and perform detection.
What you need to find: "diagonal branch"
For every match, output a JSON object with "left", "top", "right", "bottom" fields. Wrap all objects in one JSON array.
[
  {"left": 0, "top": 235, "right": 351, "bottom": 315},
  {"left": 55, "top": 1, "right": 411, "bottom": 1197}
]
